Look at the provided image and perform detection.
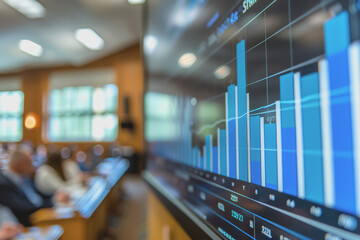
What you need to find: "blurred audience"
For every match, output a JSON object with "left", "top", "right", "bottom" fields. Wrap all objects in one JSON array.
[
  {"left": 0, "top": 148, "right": 68, "bottom": 226},
  {"left": 0, "top": 222, "right": 22, "bottom": 240},
  {"left": 32, "top": 145, "right": 47, "bottom": 168},
  {"left": 0, "top": 205, "right": 23, "bottom": 240},
  {"left": 35, "top": 152, "right": 87, "bottom": 196}
]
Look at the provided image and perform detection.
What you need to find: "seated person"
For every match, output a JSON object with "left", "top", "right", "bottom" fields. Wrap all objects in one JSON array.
[
  {"left": 0, "top": 205, "right": 22, "bottom": 240},
  {"left": 0, "top": 149, "right": 69, "bottom": 227},
  {"left": 0, "top": 222, "right": 22, "bottom": 240},
  {"left": 35, "top": 152, "right": 87, "bottom": 197}
]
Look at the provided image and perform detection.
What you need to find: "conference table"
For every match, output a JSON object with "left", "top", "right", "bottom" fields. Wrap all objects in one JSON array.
[
  {"left": 16, "top": 225, "right": 63, "bottom": 240},
  {"left": 30, "top": 158, "right": 130, "bottom": 240}
]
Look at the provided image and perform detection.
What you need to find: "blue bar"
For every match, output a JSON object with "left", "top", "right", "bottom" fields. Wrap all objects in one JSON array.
[
  {"left": 227, "top": 84, "right": 237, "bottom": 178},
  {"left": 250, "top": 116, "right": 261, "bottom": 185},
  {"left": 192, "top": 147, "right": 197, "bottom": 167},
  {"left": 325, "top": 11, "right": 356, "bottom": 213},
  {"left": 200, "top": 155, "right": 204, "bottom": 170},
  {"left": 205, "top": 135, "right": 212, "bottom": 172},
  {"left": 264, "top": 123, "right": 277, "bottom": 190},
  {"left": 219, "top": 129, "right": 228, "bottom": 176},
  {"left": 212, "top": 147, "right": 219, "bottom": 174},
  {"left": 300, "top": 73, "right": 324, "bottom": 204},
  {"left": 280, "top": 72, "right": 298, "bottom": 196},
  {"left": 237, "top": 40, "right": 248, "bottom": 181},
  {"left": 324, "top": 11, "right": 351, "bottom": 57}
]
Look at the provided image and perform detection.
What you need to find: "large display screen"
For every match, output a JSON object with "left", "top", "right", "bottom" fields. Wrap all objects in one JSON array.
[{"left": 143, "top": 0, "right": 360, "bottom": 239}]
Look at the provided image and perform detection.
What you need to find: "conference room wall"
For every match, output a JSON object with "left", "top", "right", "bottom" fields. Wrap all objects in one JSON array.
[{"left": 0, "top": 44, "right": 144, "bottom": 156}]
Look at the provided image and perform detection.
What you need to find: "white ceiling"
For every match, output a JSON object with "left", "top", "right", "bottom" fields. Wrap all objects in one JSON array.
[{"left": 0, "top": 0, "right": 143, "bottom": 73}]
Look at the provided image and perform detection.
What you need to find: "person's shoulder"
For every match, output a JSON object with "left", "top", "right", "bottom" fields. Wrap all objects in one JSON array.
[
  {"left": 0, "top": 173, "right": 11, "bottom": 187},
  {"left": 35, "top": 165, "right": 56, "bottom": 176},
  {"left": 63, "top": 159, "right": 78, "bottom": 168}
]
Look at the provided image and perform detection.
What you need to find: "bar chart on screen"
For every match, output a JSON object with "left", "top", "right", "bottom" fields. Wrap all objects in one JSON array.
[{"left": 152, "top": 10, "right": 360, "bottom": 220}]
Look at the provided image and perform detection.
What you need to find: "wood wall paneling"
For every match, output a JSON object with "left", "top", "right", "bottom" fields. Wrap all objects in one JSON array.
[{"left": 0, "top": 44, "right": 144, "bottom": 154}]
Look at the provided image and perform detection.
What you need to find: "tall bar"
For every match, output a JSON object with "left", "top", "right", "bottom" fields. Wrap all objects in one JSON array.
[
  {"left": 300, "top": 72, "right": 324, "bottom": 204},
  {"left": 250, "top": 115, "right": 261, "bottom": 185},
  {"left": 219, "top": 128, "right": 228, "bottom": 176},
  {"left": 319, "top": 60, "right": 335, "bottom": 208},
  {"left": 349, "top": 42, "right": 360, "bottom": 215},
  {"left": 280, "top": 72, "right": 298, "bottom": 196},
  {"left": 324, "top": 11, "right": 356, "bottom": 213},
  {"left": 260, "top": 117, "right": 265, "bottom": 187},
  {"left": 265, "top": 123, "right": 278, "bottom": 190},
  {"left": 237, "top": 40, "right": 248, "bottom": 182},
  {"left": 247, "top": 93, "right": 251, "bottom": 182},
  {"left": 276, "top": 101, "right": 283, "bottom": 192},
  {"left": 227, "top": 84, "right": 237, "bottom": 178},
  {"left": 294, "top": 72, "right": 305, "bottom": 199},
  {"left": 212, "top": 146, "right": 219, "bottom": 174},
  {"left": 205, "top": 135, "right": 213, "bottom": 172}
]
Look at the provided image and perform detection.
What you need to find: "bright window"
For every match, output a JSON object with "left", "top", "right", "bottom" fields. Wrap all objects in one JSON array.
[
  {"left": 0, "top": 91, "right": 24, "bottom": 142},
  {"left": 48, "top": 84, "right": 118, "bottom": 142},
  {"left": 145, "top": 92, "right": 178, "bottom": 141}
]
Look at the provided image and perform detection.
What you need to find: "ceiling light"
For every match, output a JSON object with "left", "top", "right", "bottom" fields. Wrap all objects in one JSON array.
[
  {"left": 18, "top": 40, "right": 43, "bottom": 57},
  {"left": 214, "top": 65, "right": 231, "bottom": 79},
  {"left": 128, "top": 0, "right": 146, "bottom": 5},
  {"left": 144, "top": 35, "right": 158, "bottom": 55},
  {"left": 178, "top": 53, "right": 196, "bottom": 68},
  {"left": 3, "top": 0, "right": 46, "bottom": 19},
  {"left": 75, "top": 28, "right": 105, "bottom": 51}
]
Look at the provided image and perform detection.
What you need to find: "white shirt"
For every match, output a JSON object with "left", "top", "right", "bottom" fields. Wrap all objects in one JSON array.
[{"left": 35, "top": 160, "right": 86, "bottom": 196}]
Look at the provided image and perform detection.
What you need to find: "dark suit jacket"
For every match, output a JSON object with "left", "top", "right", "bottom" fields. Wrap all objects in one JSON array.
[{"left": 0, "top": 172, "right": 53, "bottom": 226}]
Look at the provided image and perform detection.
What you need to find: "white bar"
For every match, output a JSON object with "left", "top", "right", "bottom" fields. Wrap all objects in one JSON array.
[
  {"left": 247, "top": 93, "right": 251, "bottom": 182},
  {"left": 226, "top": 93, "right": 230, "bottom": 177},
  {"left": 294, "top": 72, "right": 305, "bottom": 199},
  {"left": 319, "top": 59, "right": 335, "bottom": 208},
  {"left": 349, "top": 42, "right": 360, "bottom": 215},
  {"left": 235, "top": 86, "right": 239, "bottom": 179},
  {"left": 218, "top": 128, "right": 221, "bottom": 174},
  {"left": 209, "top": 135, "right": 213, "bottom": 172},
  {"left": 276, "top": 101, "right": 283, "bottom": 192},
  {"left": 260, "top": 117, "right": 266, "bottom": 187}
]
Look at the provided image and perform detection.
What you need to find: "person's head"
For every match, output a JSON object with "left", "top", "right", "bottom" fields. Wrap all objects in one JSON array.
[
  {"left": 8, "top": 149, "right": 35, "bottom": 177},
  {"left": 47, "top": 152, "right": 66, "bottom": 181}
]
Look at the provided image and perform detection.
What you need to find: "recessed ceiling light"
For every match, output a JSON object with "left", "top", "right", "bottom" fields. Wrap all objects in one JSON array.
[
  {"left": 18, "top": 40, "right": 43, "bottom": 57},
  {"left": 75, "top": 28, "right": 105, "bottom": 51},
  {"left": 3, "top": 0, "right": 46, "bottom": 19},
  {"left": 214, "top": 65, "right": 231, "bottom": 79},
  {"left": 128, "top": 0, "right": 146, "bottom": 5},
  {"left": 178, "top": 53, "right": 197, "bottom": 68},
  {"left": 144, "top": 35, "right": 158, "bottom": 55}
]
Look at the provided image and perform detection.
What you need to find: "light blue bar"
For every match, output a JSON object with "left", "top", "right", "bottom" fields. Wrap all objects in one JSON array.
[
  {"left": 324, "top": 11, "right": 351, "bottom": 56},
  {"left": 205, "top": 135, "right": 212, "bottom": 172},
  {"left": 193, "top": 147, "right": 199, "bottom": 168},
  {"left": 300, "top": 72, "right": 324, "bottom": 204},
  {"left": 280, "top": 72, "right": 298, "bottom": 196},
  {"left": 227, "top": 84, "right": 237, "bottom": 178},
  {"left": 250, "top": 116, "right": 261, "bottom": 185},
  {"left": 237, "top": 40, "right": 248, "bottom": 182},
  {"left": 219, "top": 129, "right": 227, "bottom": 176},
  {"left": 264, "top": 123, "right": 277, "bottom": 190},
  {"left": 325, "top": 11, "right": 356, "bottom": 213},
  {"left": 212, "top": 147, "right": 219, "bottom": 174}
]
